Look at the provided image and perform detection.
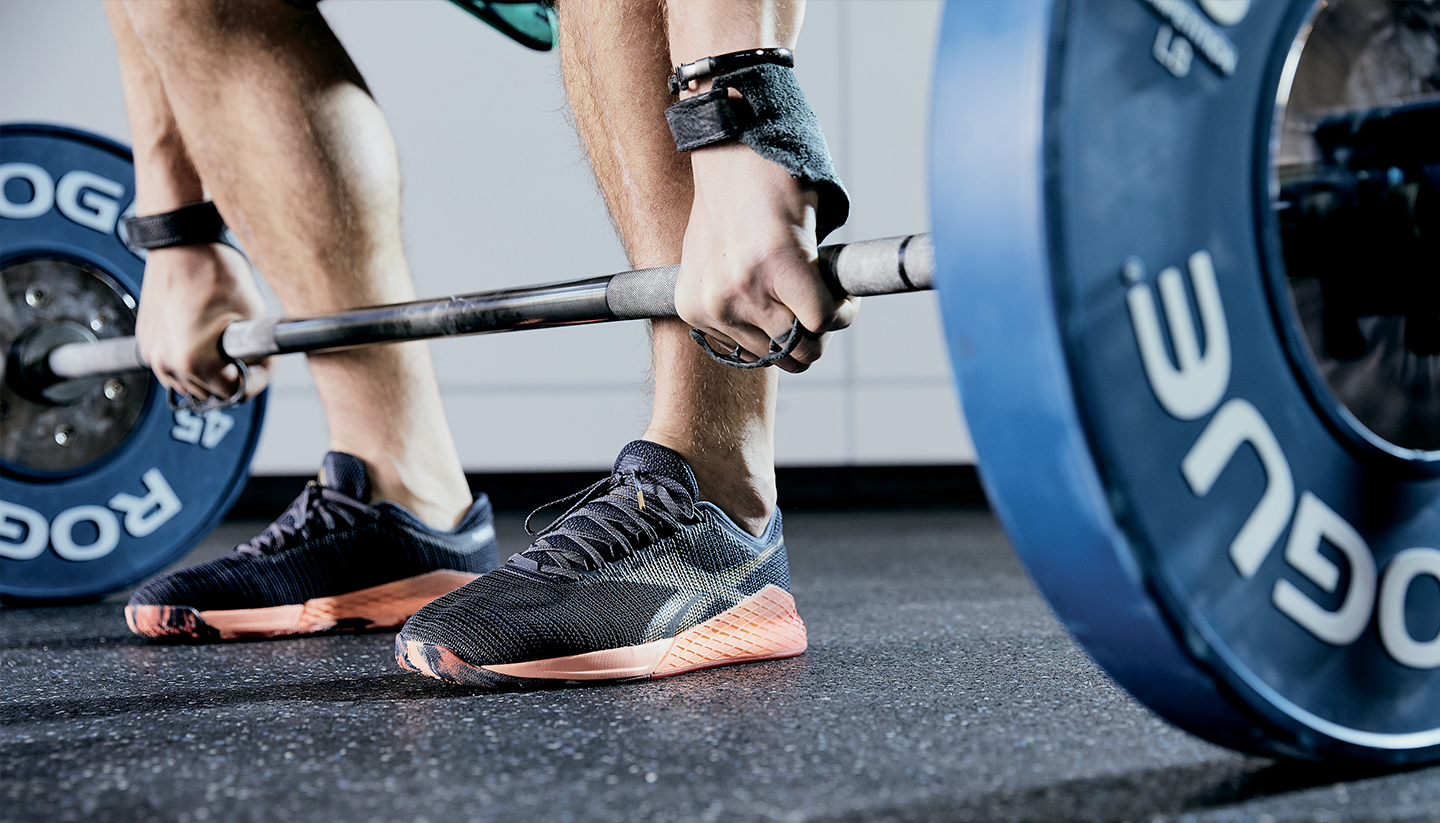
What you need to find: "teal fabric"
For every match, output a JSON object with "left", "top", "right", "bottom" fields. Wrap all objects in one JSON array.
[{"left": 448, "top": 0, "right": 555, "bottom": 52}]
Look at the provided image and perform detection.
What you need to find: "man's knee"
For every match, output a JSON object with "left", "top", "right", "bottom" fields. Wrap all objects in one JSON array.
[
  {"left": 122, "top": 0, "right": 226, "bottom": 45},
  {"left": 122, "top": 0, "right": 323, "bottom": 58}
]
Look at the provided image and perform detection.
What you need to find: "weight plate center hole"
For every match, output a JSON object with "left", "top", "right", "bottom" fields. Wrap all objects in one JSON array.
[
  {"left": 1271, "top": 0, "right": 1440, "bottom": 455},
  {"left": 1, "top": 257, "right": 149, "bottom": 474}
]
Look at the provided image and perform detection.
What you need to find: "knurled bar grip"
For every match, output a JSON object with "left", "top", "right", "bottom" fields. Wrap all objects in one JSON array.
[{"left": 46, "top": 233, "right": 932, "bottom": 381}]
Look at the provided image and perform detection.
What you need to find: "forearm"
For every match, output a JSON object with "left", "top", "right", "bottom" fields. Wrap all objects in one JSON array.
[{"left": 105, "top": 0, "right": 205, "bottom": 214}]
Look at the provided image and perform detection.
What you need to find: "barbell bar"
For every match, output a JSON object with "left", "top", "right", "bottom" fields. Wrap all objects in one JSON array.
[{"left": 39, "top": 233, "right": 934, "bottom": 384}]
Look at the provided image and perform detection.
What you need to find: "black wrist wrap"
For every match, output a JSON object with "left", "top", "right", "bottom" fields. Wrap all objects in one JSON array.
[
  {"left": 664, "top": 63, "right": 850, "bottom": 242},
  {"left": 122, "top": 201, "right": 228, "bottom": 250}
]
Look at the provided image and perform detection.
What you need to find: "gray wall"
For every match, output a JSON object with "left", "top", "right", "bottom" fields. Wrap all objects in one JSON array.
[{"left": 0, "top": 0, "right": 972, "bottom": 474}]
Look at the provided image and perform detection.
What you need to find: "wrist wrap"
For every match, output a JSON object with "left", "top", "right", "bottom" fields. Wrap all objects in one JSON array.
[
  {"left": 122, "top": 201, "right": 228, "bottom": 250},
  {"left": 664, "top": 63, "right": 850, "bottom": 241}
]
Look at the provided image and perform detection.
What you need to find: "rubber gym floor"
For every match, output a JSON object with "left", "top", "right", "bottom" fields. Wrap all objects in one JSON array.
[{"left": 5, "top": 508, "right": 1440, "bottom": 823}]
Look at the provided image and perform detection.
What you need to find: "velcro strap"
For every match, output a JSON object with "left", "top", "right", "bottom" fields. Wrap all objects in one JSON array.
[
  {"left": 122, "top": 201, "right": 228, "bottom": 250},
  {"left": 664, "top": 90, "right": 754, "bottom": 152},
  {"left": 663, "top": 63, "right": 849, "bottom": 241}
]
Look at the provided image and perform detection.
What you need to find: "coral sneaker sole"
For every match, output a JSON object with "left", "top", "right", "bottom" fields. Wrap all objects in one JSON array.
[
  {"left": 125, "top": 569, "right": 479, "bottom": 641},
  {"left": 395, "top": 584, "right": 807, "bottom": 687}
]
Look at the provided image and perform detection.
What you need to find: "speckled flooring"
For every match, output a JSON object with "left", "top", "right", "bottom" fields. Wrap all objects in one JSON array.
[{"left": 4, "top": 510, "right": 1439, "bottom": 822}]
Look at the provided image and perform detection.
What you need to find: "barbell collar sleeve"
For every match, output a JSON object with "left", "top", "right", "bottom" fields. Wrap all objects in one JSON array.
[
  {"left": 46, "top": 336, "right": 145, "bottom": 381},
  {"left": 820, "top": 233, "right": 934, "bottom": 296}
]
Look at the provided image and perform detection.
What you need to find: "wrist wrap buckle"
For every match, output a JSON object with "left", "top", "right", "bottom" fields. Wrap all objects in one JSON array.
[{"left": 668, "top": 47, "right": 793, "bottom": 95}]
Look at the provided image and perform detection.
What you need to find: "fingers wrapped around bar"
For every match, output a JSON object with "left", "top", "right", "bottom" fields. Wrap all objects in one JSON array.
[{"left": 665, "top": 62, "right": 855, "bottom": 371}]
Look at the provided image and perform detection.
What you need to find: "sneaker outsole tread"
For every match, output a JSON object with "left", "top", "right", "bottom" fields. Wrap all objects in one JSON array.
[
  {"left": 395, "top": 584, "right": 806, "bottom": 688},
  {"left": 126, "top": 570, "right": 479, "bottom": 641}
]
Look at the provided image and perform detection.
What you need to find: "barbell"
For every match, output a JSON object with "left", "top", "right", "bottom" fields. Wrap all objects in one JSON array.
[
  {"left": 31, "top": 233, "right": 933, "bottom": 385},
  {"left": 3, "top": 0, "right": 1440, "bottom": 767}
]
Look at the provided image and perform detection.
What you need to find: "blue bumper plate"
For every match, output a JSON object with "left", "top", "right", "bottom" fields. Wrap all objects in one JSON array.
[
  {"left": 1, "top": 124, "right": 264, "bottom": 602},
  {"left": 933, "top": 0, "right": 1440, "bottom": 763}
]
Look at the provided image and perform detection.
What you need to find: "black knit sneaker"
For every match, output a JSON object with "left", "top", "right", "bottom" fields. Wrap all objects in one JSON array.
[
  {"left": 395, "top": 440, "right": 806, "bottom": 687},
  {"left": 125, "top": 452, "right": 498, "bottom": 641}
]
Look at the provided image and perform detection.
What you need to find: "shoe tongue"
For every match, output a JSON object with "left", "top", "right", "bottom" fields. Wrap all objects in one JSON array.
[
  {"left": 318, "top": 451, "right": 371, "bottom": 502},
  {"left": 520, "top": 441, "right": 697, "bottom": 571},
  {"left": 612, "top": 440, "right": 699, "bottom": 498}
]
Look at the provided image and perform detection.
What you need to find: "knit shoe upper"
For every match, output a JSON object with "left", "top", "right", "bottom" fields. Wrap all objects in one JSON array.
[
  {"left": 125, "top": 451, "right": 498, "bottom": 640},
  {"left": 395, "top": 440, "right": 806, "bottom": 687}
]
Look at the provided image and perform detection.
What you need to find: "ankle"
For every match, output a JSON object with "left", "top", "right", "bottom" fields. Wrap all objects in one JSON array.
[
  {"left": 640, "top": 431, "right": 776, "bottom": 537},
  {"left": 384, "top": 492, "right": 472, "bottom": 532},
  {"left": 702, "top": 479, "right": 776, "bottom": 538},
  {"left": 350, "top": 455, "right": 472, "bottom": 531}
]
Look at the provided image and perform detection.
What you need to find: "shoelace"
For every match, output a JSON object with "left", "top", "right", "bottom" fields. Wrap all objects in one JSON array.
[
  {"left": 238, "top": 481, "right": 378, "bottom": 555},
  {"left": 510, "top": 468, "right": 698, "bottom": 580}
]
